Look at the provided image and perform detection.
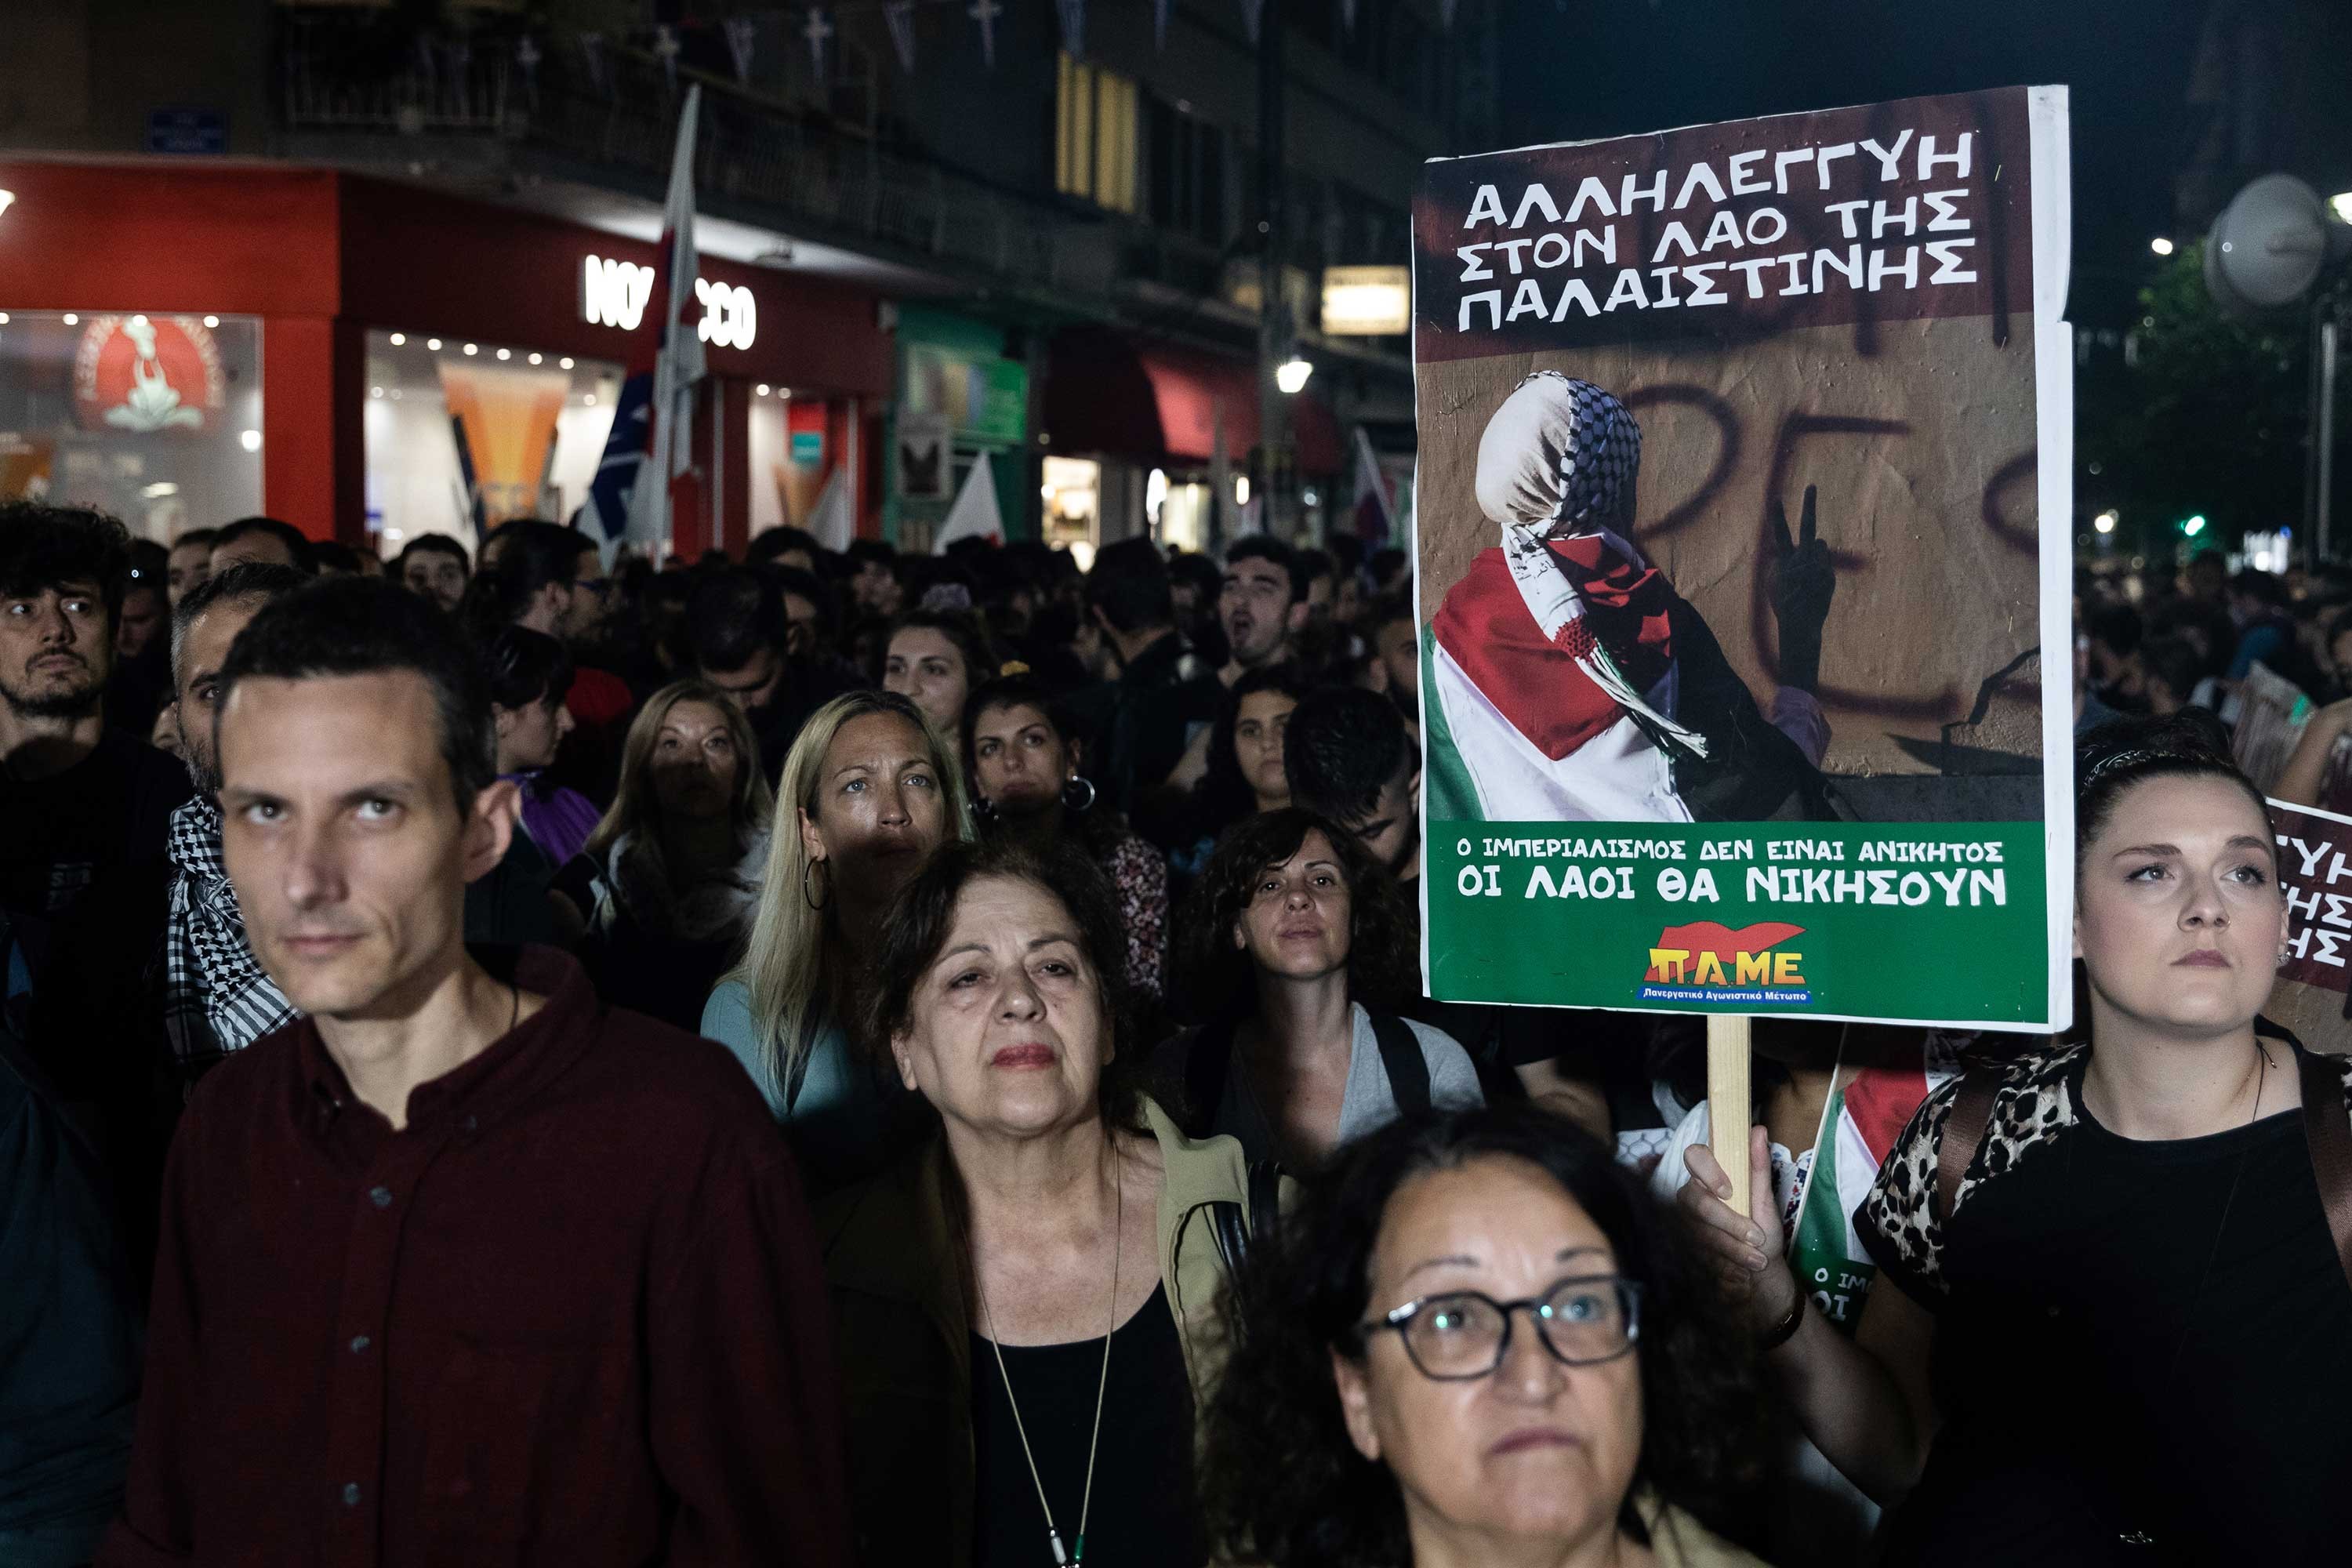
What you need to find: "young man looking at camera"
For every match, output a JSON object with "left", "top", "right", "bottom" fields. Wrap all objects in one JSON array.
[{"left": 100, "top": 578, "right": 848, "bottom": 1568}]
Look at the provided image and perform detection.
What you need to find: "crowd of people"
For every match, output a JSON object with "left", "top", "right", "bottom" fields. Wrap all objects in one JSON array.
[{"left": 1, "top": 496, "right": 2347, "bottom": 1568}]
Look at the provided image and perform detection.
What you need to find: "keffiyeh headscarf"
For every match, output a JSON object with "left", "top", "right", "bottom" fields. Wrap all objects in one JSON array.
[
  {"left": 1472, "top": 372, "right": 1705, "bottom": 759},
  {"left": 165, "top": 795, "right": 300, "bottom": 1073},
  {"left": 1473, "top": 372, "right": 1643, "bottom": 538}
]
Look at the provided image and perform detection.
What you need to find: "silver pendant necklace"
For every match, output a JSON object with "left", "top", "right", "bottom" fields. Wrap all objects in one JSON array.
[{"left": 975, "top": 1155, "right": 1123, "bottom": 1567}]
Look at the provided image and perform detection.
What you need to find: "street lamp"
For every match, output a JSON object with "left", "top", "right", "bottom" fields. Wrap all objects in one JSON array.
[
  {"left": 2334, "top": 192, "right": 2352, "bottom": 226},
  {"left": 2150, "top": 236, "right": 2174, "bottom": 256},
  {"left": 2094, "top": 510, "right": 2118, "bottom": 534},
  {"left": 1275, "top": 357, "right": 1313, "bottom": 395},
  {"left": 2181, "top": 514, "right": 2207, "bottom": 538}
]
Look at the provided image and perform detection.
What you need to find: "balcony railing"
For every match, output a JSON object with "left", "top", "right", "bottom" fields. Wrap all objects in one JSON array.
[{"left": 278, "top": 22, "right": 1117, "bottom": 299}]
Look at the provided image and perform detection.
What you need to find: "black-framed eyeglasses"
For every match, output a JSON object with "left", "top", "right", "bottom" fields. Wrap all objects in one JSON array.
[{"left": 1361, "top": 1275, "right": 1642, "bottom": 1381}]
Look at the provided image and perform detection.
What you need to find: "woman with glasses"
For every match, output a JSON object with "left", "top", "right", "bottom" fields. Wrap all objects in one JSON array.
[
  {"left": 1679, "top": 712, "right": 2352, "bottom": 1566},
  {"left": 821, "top": 837, "right": 1272, "bottom": 1568},
  {"left": 548, "top": 680, "right": 771, "bottom": 1029},
  {"left": 1201, "top": 1103, "right": 1769, "bottom": 1568},
  {"left": 964, "top": 670, "right": 1170, "bottom": 1002},
  {"left": 1161, "top": 808, "right": 1481, "bottom": 1169},
  {"left": 702, "top": 691, "right": 969, "bottom": 1191}
]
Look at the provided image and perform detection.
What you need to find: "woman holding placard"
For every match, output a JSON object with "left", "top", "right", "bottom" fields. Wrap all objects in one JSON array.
[{"left": 1677, "top": 712, "right": 2352, "bottom": 1565}]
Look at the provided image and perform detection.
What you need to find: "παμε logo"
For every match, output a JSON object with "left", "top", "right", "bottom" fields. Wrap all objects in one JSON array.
[{"left": 1639, "top": 920, "right": 1812, "bottom": 1005}]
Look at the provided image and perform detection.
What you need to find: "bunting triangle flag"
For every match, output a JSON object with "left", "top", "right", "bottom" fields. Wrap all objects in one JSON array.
[{"left": 933, "top": 456, "right": 1006, "bottom": 554}]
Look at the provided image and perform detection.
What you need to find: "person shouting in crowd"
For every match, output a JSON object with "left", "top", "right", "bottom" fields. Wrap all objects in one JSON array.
[
  {"left": 1218, "top": 538, "right": 1309, "bottom": 688},
  {"left": 394, "top": 532, "right": 470, "bottom": 614},
  {"left": 704, "top": 691, "right": 968, "bottom": 1192},
  {"left": 1283, "top": 684, "right": 1614, "bottom": 1141},
  {"left": 882, "top": 605, "right": 997, "bottom": 740},
  {"left": 1161, "top": 809, "right": 1481, "bottom": 1169},
  {"left": 486, "top": 626, "right": 600, "bottom": 872},
  {"left": 550, "top": 681, "right": 771, "bottom": 1030},
  {"left": 205, "top": 516, "right": 312, "bottom": 575},
  {"left": 163, "top": 528, "right": 215, "bottom": 606},
  {"left": 1201, "top": 1105, "right": 1770, "bottom": 1568},
  {"left": 0, "top": 503, "right": 191, "bottom": 967},
  {"left": 823, "top": 838, "right": 1272, "bottom": 1568},
  {"left": 98, "top": 575, "right": 850, "bottom": 1566},
  {"left": 1679, "top": 711, "right": 2352, "bottom": 1566},
  {"left": 964, "top": 671, "right": 1169, "bottom": 1004},
  {"left": 689, "top": 568, "right": 858, "bottom": 780}
]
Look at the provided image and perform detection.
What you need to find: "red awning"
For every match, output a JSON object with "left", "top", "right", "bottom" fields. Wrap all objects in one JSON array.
[{"left": 1044, "top": 328, "right": 1343, "bottom": 475}]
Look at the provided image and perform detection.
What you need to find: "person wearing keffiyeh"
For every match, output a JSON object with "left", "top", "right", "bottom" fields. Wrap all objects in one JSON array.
[
  {"left": 1425, "top": 372, "right": 1838, "bottom": 826},
  {"left": 163, "top": 794, "right": 297, "bottom": 1076},
  {"left": 158, "top": 561, "right": 308, "bottom": 1083}
]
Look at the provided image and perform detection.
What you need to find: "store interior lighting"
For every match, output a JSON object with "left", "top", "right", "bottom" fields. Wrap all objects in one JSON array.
[
  {"left": 426, "top": 338, "right": 442, "bottom": 350},
  {"left": 0, "top": 314, "right": 10, "bottom": 325},
  {"left": 528, "top": 353, "right": 542, "bottom": 365},
  {"left": 0, "top": 190, "right": 14, "bottom": 220},
  {"left": 462, "top": 343, "right": 478, "bottom": 356},
  {"left": 239, "top": 429, "right": 262, "bottom": 453},
  {"left": 61, "top": 313, "right": 78, "bottom": 325},
  {"left": 202, "top": 315, "right": 220, "bottom": 329},
  {"left": 495, "top": 347, "right": 511, "bottom": 360},
  {"left": 559, "top": 357, "right": 575, "bottom": 369},
  {"left": 389, "top": 332, "right": 406, "bottom": 346},
  {"left": 1275, "top": 357, "right": 1314, "bottom": 394}
]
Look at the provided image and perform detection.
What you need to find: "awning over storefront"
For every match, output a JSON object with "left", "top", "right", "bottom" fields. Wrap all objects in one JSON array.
[{"left": 1044, "top": 327, "right": 1343, "bottom": 475}]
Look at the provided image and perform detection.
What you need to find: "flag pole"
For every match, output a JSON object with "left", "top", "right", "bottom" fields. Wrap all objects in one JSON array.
[{"left": 1707, "top": 1015, "right": 1753, "bottom": 1221}]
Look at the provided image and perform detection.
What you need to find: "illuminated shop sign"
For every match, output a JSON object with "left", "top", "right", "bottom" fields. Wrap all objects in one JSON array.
[{"left": 581, "top": 255, "right": 758, "bottom": 349}]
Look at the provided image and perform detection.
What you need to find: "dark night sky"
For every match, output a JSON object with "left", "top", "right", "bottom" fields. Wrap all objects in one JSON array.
[{"left": 1495, "top": 0, "right": 2213, "bottom": 325}]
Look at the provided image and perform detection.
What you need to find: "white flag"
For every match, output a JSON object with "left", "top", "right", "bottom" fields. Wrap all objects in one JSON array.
[
  {"left": 933, "top": 456, "right": 1005, "bottom": 554},
  {"left": 622, "top": 85, "right": 706, "bottom": 558},
  {"left": 884, "top": 2, "right": 917, "bottom": 72},
  {"left": 807, "top": 465, "right": 855, "bottom": 552}
]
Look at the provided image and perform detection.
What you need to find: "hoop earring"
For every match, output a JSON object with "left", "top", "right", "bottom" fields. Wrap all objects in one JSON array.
[
  {"left": 1061, "top": 775, "right": 1098, "bottom": 814},
  {"left": 802, "top": 857, "right": 831, "bottom": 911}
]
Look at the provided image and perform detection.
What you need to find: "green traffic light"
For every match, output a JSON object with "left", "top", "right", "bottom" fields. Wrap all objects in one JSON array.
[{"left": 2181, "top": 514, "right": 2207, "bottom": 536}]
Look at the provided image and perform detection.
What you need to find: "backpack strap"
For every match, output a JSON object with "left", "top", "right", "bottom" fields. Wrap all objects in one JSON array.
[
  {"left": 1934, "top": 1066, "right": 1999, "bottom": 1225},
  {"left": 2295, "top": 1047, "right": 2352, "bottom": 1291},
  {"left": 1368, "top": 1010, "right": 1432, "bottom": 1117},
  {"left": 1247, "top": 1156, "right": 1283, "bottom": 1242}
]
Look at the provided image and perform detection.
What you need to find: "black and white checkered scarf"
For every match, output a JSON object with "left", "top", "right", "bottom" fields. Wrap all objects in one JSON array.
[{"left": 165, "top": 795, "right": 298, "bottom": 1072}]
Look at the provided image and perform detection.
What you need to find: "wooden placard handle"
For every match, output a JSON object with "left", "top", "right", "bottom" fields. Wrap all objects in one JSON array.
[{"left": 1707, "top": 1014, "right": 1754, "bottom": 1222}]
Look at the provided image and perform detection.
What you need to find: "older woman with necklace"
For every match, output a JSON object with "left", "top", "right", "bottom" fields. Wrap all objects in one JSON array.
[{"left": 820, "top": 838, "right": 1271, "bottom": 1568}]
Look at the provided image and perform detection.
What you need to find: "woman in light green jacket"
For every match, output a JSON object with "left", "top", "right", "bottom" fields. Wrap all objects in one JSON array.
[{"left": 821, "top": 837, "right": 1275, "bottom": 1568}]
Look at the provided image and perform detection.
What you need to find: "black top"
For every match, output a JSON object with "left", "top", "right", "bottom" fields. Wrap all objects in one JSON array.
[
  {"left": 1877, "top": 1047, "right": 2352, "bottom": 1566},
  {"left": 972, "top": 1281, "right": 1203, "bottom": 1568},
  {"left": 0, "top": 728, "right": 188, "bottom": 967}
]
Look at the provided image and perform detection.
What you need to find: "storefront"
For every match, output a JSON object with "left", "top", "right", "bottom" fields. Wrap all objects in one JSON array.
[
  {"left": 884, "top": 306, "right": 1033, "bottom": 554},
  {"left": 0, "top": 158, "right": 892, "bottom": 554},
  {"left": 1040, "top": 325, "right": 1344, "bottom": 555}
]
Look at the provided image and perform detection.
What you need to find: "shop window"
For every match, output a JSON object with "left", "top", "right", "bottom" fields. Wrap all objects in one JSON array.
[
  {"left": 1041, "top": 455, "right": 1101, "bottom": 557},
  {"left": 361, "top": 329, "right": 621, "bottom": 557},
  {"left": 0, "top": 311, "right": 263, "bottom": 542},
  {"left": 1057, "top": 53, "right": 1137, "bottom": 215}
]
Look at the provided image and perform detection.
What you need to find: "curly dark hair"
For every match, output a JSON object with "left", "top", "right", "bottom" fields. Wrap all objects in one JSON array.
[
  {"left": 960, "top": 671, "right": 1137, "bottom": 861},
  {"left": 865, "top": 836, "right": 1145, "bottom": 1131},
  {"left": 0, "top": 500, "right": 133, "bottom": 623},
  {"left": 1200, "top": 1103, "right": 1766, "bottom": 1567},
  {"left": 1171, "top": 805, "right": 1416, "bottom": 1025}
]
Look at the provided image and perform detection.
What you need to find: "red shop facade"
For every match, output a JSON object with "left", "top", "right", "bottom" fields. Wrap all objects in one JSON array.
[{"left": 0, "top": 157, "right": 892, "bottom": 557}]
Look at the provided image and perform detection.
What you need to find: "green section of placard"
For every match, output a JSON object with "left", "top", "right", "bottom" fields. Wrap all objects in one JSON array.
[{"left": 1426, "top": 821, "right": 2049, "bottom": 1026}]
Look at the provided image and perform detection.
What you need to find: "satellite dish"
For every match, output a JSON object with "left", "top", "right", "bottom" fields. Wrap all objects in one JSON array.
[{"left": 2205, "top": 173, "right": 2332, "bottom": 311}]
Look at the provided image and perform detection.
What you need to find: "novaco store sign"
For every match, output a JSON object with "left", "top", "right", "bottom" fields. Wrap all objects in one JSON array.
[{"left": 581, "top": 255, "right": 758, "bottom": 349}]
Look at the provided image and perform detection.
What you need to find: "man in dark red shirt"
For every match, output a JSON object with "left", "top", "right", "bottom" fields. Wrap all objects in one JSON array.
[{"left": 100, "top": 577, "right": 849, "bottom": 1568}]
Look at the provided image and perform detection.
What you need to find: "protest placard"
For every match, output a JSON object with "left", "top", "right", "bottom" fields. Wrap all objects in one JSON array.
[
  {"left": 2269, "top": 796, "right": 2352, "bottom": 1050},
  {"left": 1411, "top": 87, "right": 2074, "bottom": 1036}
]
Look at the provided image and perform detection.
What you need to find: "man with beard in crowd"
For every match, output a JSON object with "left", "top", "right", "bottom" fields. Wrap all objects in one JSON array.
[{"left": 0, "top": 504, "right": 191, "bottom": 969}]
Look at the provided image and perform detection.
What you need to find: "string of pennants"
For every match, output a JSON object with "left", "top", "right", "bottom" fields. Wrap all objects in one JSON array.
[{"left": 506, "top": 1, "right": 1460, "bottom": 94}]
